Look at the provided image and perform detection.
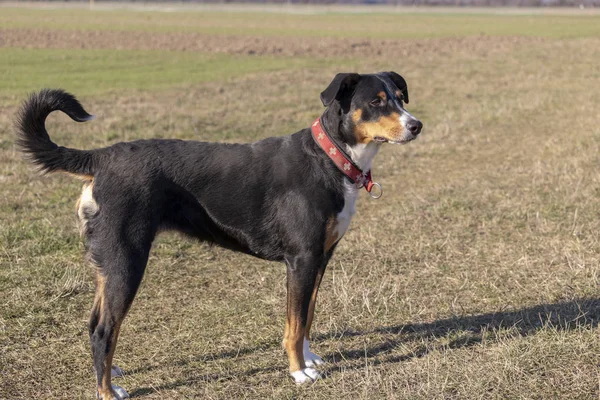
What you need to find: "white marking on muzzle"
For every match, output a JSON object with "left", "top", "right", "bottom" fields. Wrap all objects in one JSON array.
[{"left": 399, "top": 109, "right": 419, "bottom": 128}]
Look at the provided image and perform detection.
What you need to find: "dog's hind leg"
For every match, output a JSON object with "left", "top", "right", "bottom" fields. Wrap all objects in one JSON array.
[
  {"left": 283, "top": 252, "right": 324, "bottom": 384},
  {"left": 88, "top": 241, "right": 152, "bottom": 400}
]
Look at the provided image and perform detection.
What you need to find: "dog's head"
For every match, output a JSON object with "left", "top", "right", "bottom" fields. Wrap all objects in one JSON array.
[{"left": 320, "top": 72, "right": 422, "bottom": 146}]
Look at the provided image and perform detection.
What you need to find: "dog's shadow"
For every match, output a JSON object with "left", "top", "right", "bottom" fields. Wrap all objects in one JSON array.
[
  {"left": 317, "top": 297, "right": 600, "bottom": 369},
  {"left": 129, "top": 297, "right": 600, "bottom": 397}
]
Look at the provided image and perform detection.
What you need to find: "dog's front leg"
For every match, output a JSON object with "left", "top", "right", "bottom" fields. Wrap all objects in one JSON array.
[{"left": 283, "top": 253, "right": 323, "bottom": 384}]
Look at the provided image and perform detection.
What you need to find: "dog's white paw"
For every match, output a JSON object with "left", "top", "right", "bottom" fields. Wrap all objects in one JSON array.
[
  {"left": 291, "top": 367, "right": 322, "bottom": 384},
  {"left": 304, "top": 350, "right": 325, "bottom": 368},
  {"left": 111, "top": 365, "right": 124, "bottom": 378},
  {"left": 112, "top": 385, "right": 129, "bottom": 399},
  {"left": 303, "top": 338, "right": 325, "bottom": 368},
  {"left": 97, "top": 385, "right": 129, "bottom": 400}
]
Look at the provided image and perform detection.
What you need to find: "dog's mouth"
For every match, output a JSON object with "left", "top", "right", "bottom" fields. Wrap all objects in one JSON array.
[{"left": 374, "top": 134, "right": 416, "bottom": 144}]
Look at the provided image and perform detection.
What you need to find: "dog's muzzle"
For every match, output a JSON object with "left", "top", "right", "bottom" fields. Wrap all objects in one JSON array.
[{"left": 406, "top": 119, "right": 423, "bottom": 136}]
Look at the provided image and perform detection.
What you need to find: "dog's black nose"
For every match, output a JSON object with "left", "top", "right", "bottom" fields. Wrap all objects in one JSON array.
[{"left": 407, "top": 119, "right": 423, "bottom": 135}]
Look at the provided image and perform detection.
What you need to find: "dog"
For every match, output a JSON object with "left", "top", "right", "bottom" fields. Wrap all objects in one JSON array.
[{"left": 16, "top": 72, "right": 422, "bottom": 399}]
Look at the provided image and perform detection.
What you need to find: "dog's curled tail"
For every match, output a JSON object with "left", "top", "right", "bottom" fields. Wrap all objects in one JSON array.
[{"left": 16, "top": 89, "right": 96, "bottom": 177}]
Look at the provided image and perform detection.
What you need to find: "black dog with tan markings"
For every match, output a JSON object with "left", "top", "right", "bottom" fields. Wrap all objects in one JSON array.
[{"left": 17, "top": 72, "right": 422, "bottom": 399}]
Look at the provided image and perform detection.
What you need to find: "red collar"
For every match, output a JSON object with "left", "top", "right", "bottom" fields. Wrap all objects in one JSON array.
[{"left": 311, "top": 118, "right": 382, "bottom": 199}]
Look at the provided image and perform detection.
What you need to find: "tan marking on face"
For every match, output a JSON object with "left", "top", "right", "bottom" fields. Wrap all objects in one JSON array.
[
  {"left": 354, "top": 112, "right": 403, "bottom": 144},
  {"left": 324, "top": 217, "right": 339, "bottom": 254},
  {"left": 377, "top": 91, "right": 387, "bottom": 101},
  {"left": 395, "top": 89, "right": 401, "bottom": 98},
  {"left": 305, "top": 269, "right": 324, "bottom": 340}
]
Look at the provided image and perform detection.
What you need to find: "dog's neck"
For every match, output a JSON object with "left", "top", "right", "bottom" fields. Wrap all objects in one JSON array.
[
  {"left": 320, "top": 106, "right": 381, "bottom": 172},
  {"left": 343, "top": 142, "right": 380, "bottom": 172}
]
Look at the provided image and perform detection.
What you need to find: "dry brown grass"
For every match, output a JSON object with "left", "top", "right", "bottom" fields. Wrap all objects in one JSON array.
[{"left": 1, "top": 6, "right": 600, "bottom": 400}]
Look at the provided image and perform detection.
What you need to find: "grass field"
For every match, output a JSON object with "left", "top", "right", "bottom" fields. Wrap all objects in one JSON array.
[{"left": 1, "top": 3, "right": 600, "bottom": 399}]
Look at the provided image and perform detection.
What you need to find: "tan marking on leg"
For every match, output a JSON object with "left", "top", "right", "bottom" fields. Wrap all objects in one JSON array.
[
  {"left": 94, "top": 273, "right": 122, "bottom": 399},
  {"left": 305, "top": 269, "right": 324, "bottom": 340},
  {"left": 64, "top": 171, "right": 94, "bottom": 181},
  {"left": 97, "top": 387, "right": 113, "bottom": 399},
  {"left": 284, "top": 312, "right": 305, "bottom": 373},
  {"left": 324, "top": 217, "right": 339, "bottom": 254},
  {"left": 93, "top": 270, "right": 106, "bottom": 316},
  {"left": 98, "top": 322, "right": 121, "bottom": 398},
  {"left": 283, "top": 282, "right": 306, "bottom": 373}
]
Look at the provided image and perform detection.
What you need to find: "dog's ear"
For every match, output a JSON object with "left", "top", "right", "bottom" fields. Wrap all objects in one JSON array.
[
  {"left": 320, "top": 73, "right": 361, "bottom": 107},
  {"left": 383, "top": 71, "right": 409, "bottom": 104}
]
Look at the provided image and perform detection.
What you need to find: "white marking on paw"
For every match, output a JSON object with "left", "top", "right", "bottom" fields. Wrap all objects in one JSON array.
[
  {"left": 291, "top": 370, "right": 311, "bottom": 384},
  {"left": 111, "top": 365, "right": 124, "bottom": 378},
  {"left": 112, "top": 385, "right": 129, "bottom": 399},
  {"left": 303, "top": 367, "right": 321, "bottom": 380},
  {"left": 303, "top": 338, "right": 324, "bottom": 368},
  {"left": 291, "top": 367, "right": 322, "bottom": 384}
]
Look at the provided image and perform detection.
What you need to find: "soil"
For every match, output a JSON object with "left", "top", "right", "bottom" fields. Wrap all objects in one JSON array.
[{"left": 0, "top": 28, "right": 543, "bottom": 58}]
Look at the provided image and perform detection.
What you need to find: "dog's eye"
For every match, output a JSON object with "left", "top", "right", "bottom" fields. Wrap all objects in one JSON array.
[{"left": 370, "top": 98, "right": 385, "bottom": 107}]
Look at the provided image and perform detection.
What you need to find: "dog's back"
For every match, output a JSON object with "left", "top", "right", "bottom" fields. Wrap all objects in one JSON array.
[{"left": 16, "top": 90, "right": 342, "bottom": 262}]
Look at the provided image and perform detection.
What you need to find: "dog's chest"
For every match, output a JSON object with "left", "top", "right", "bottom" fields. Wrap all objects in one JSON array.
[{"left": 332, "top": 183, "right": 359, "bottom": 242}]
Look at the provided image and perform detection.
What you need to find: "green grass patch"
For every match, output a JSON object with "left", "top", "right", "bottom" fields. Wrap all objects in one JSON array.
[{"left": 0, "top": 47, "right": 332, "bottom": 99}]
